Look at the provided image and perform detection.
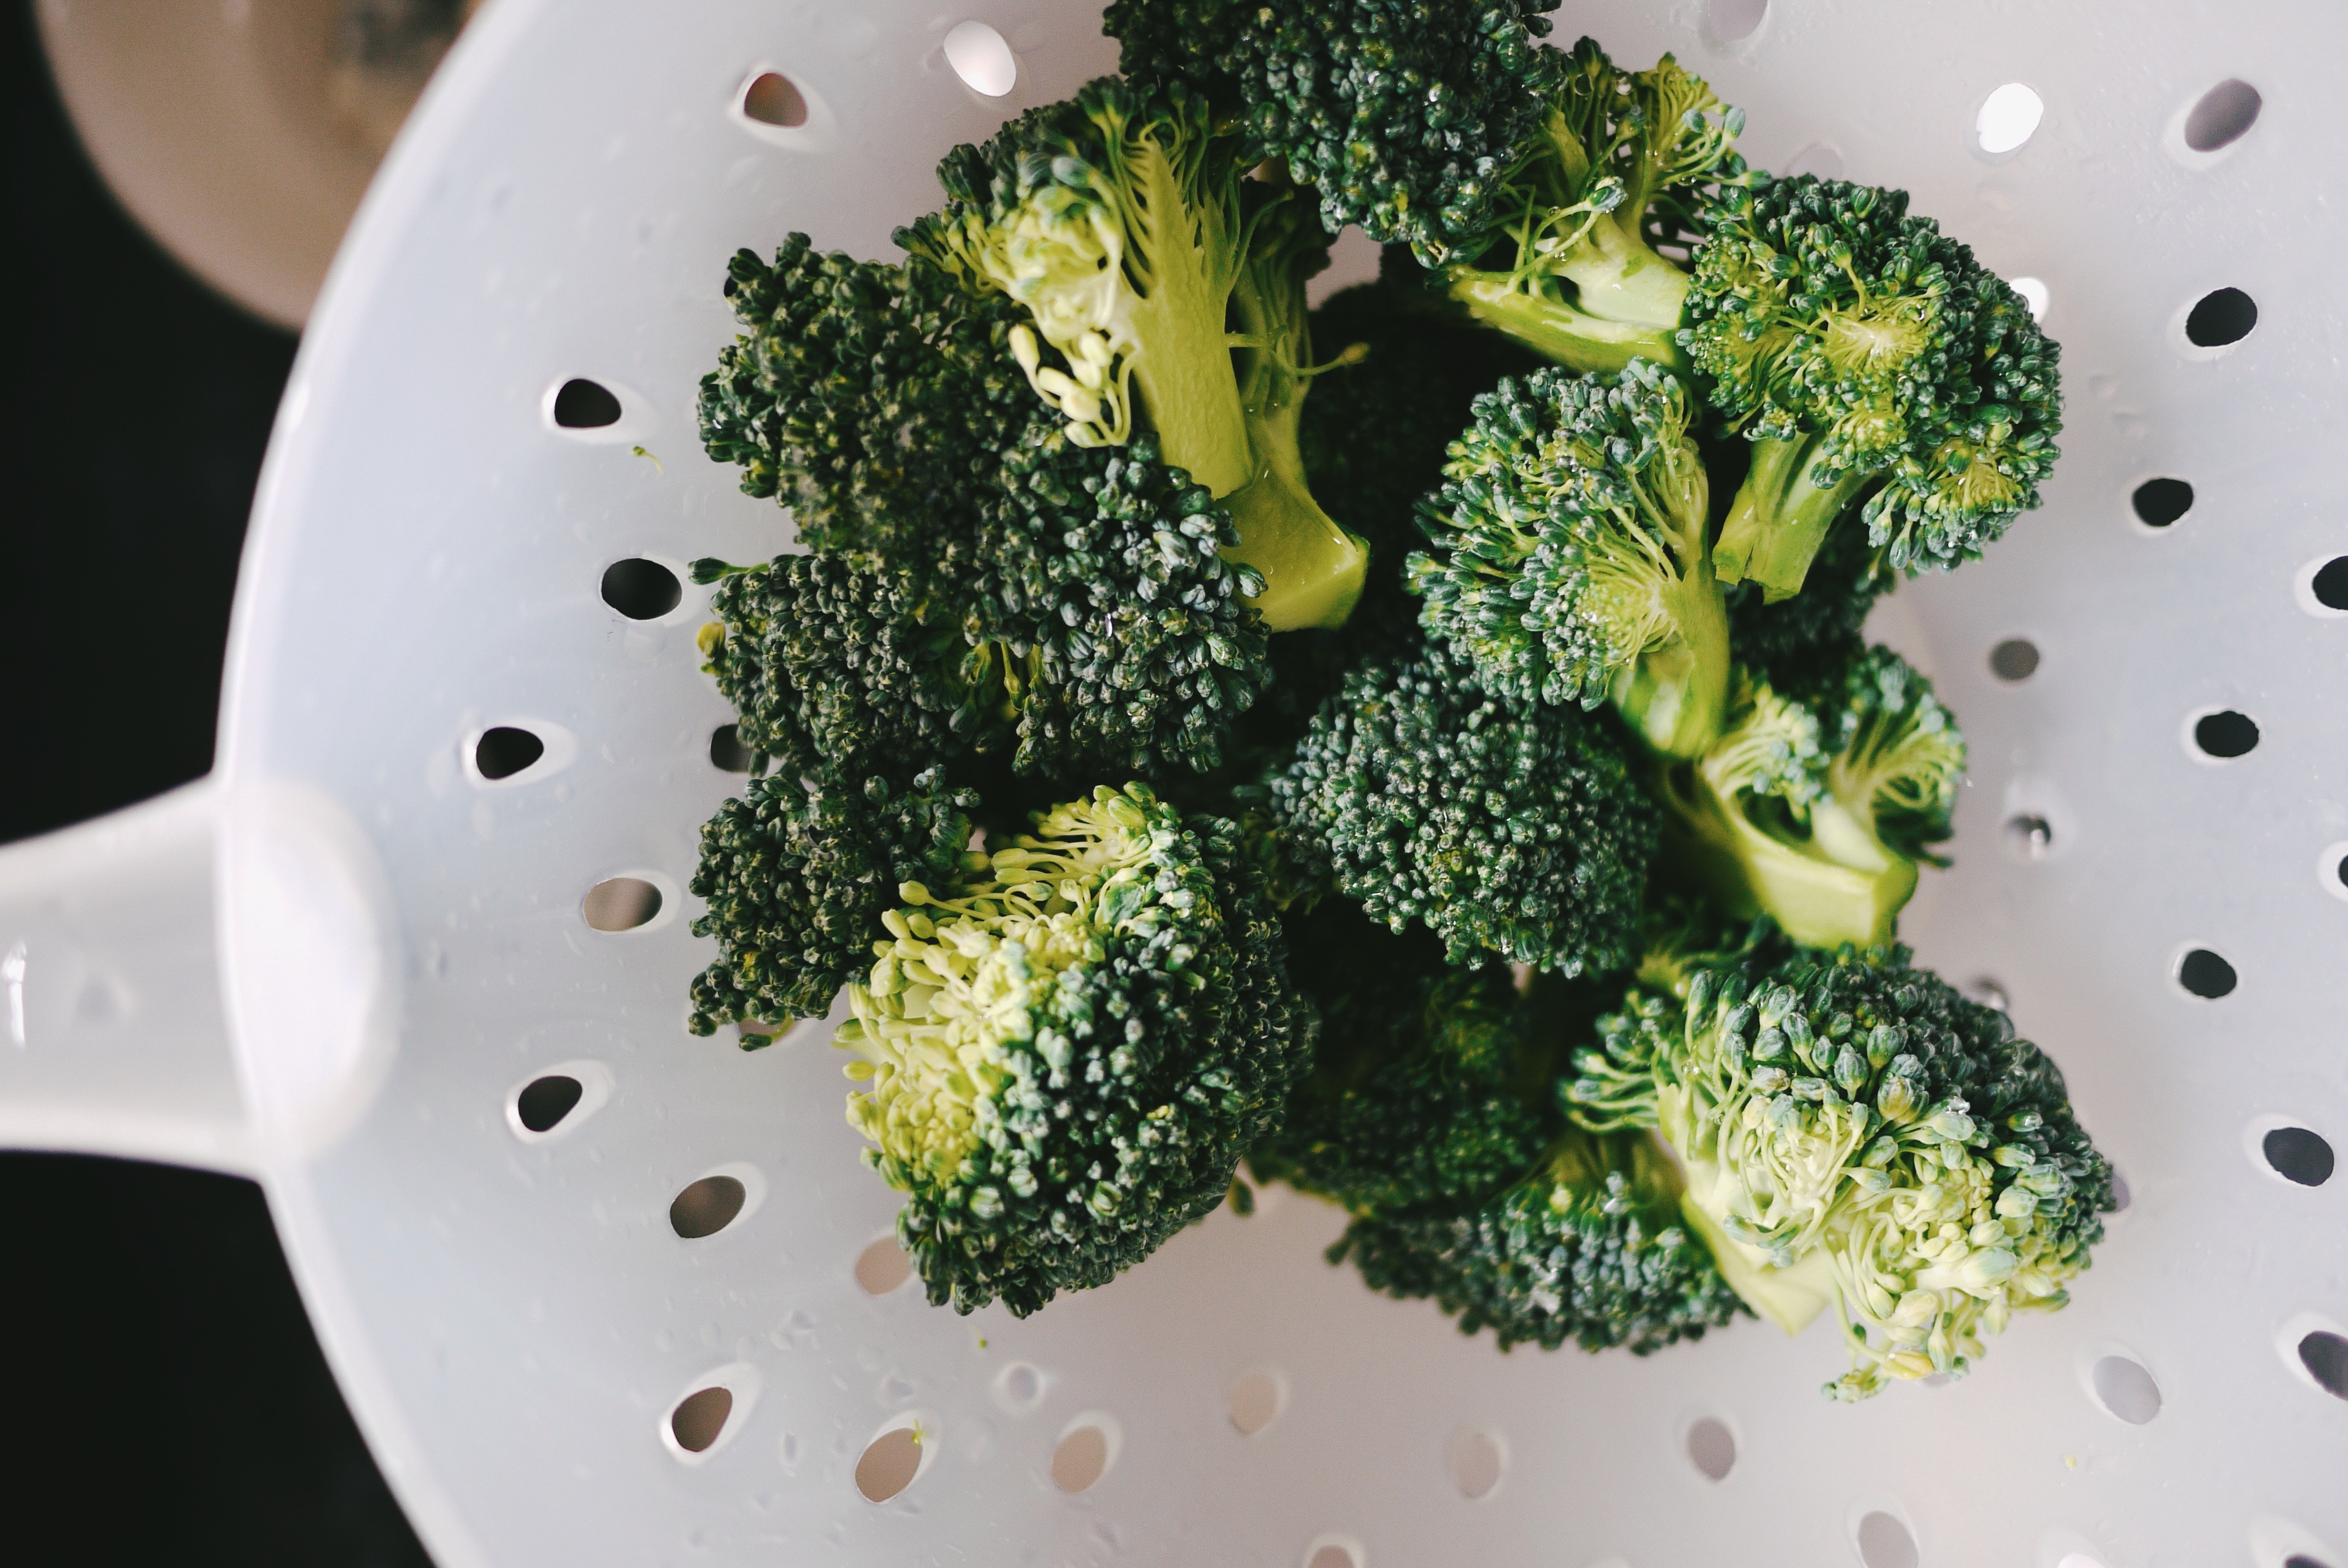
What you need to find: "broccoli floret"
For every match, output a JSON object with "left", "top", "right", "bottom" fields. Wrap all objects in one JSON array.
[
  {"left": 1725, "top": 502, "right": 1894, "bottom": 682},
  {"left": 1269, "top": 644, "right": 1657, "bottom": 974},
  {"left": 1409, "top": 360, "right": 1730, "bottom": 758},
  {"left": 687, "top": 766, "right": 980, "bottom": 1031},
  {"left": 1250, "top": 903, "right": 1551, "bottom": 1216},
  {"left": 1685, "top": 175, "right": 2063, "bottom": 599},
  {"left": 697, "top": 241, "right": 1272, "bottom": 776},
  {"left": 1568, "top": 944, "right": 2115, "bottom": 1399},
  {"left": 1432, "top": 40, "right": 1745, "bottom": 374},
  {"left": 835, "top": 784, "right": 1313, "bottom": 1316},
  {"left": 1658, "top": 645, "right": 1962, "bottom": 948},
  {"left": 1333, "top": 1124, "right": 1748, "bottom": 1354},
  {"left": 900, "top": 78, "right": 1368, "bottom": 631},
  {"left": 1104, "top": 0, "right": 1563, "bottom": 260}
]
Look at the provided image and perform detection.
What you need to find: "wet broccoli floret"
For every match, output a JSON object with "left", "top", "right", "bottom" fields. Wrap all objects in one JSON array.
[
  {"left": 1568, "top": 943, "right": 2114, "bottom": 1400},
  {"left": 836, "top": 784, "right": 1313, "bottom": 1316},
  {"left": 1269, "top": 644, "right": 1657, "bottom": 974},
  {"left": 687, "top": 765, "right": 980, "bottom": 1031}
]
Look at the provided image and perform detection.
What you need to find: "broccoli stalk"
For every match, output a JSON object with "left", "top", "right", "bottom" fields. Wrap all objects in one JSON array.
[
  {"left": 902, "top": 78, "right": 1367, "bottom": 631},
  {"left": 835, "top": 784, "right": 1312, "bottom": 1316},
  {"left": 1409, "top": 361, "right": 1730, "bottom": 758},
  {"left": 1658, "top": 646, "right": 1963, "bottom": 954},
  {"left": 1433, "top": 42, "right": 1745, "bottom": 376},
  {"left": 1686, "top": 176, "right": 2063, "bottom": 600}
]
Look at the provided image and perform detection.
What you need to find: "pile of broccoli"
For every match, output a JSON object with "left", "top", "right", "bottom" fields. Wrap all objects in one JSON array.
[{"left": 676, "top": 0, "right": 2110, "bottom": 1403}]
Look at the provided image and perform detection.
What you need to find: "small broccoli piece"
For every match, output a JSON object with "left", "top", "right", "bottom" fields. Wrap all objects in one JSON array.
[
  {"left": 1685, "top": 175, "right": 2063, "bottom": 599},
  {"left": 901, "top": 79, "right": 1368, "bottom": 631},
  {"left": 1432, "top": 40, "right": 1745, "bottom": 374},
  {"left": 1725, "top": 503, "right": 1894, "bottom": 682},
  {"left": 1104, "top": 0, "right": 1563, "bottom": 260},
  {"left": 1658, "top": 645, "right": 1962, "bottom": 948},
  {"left": 1568, "top": 944, "right": 2115, "bottom": 1399},
  {"left": 1251, "top": 903, "right": 1551, "bottom": 1216},
  {"left": 836, "top": 784, "right": 1313, "bottom": 1316},
  {"left": 1409, "top": 360, "right": 1730, "bottom": 757},
  {"left": 697, "top": 241, "right": 1273, "bottom": 776},
  {"left": 1269, "top": 644, "right": 1657, "bottom": 975},
  {"left": 1334, "top": 1124, "right": 1748, "bottom": 1354},
  {"left": 687, "top": 766, "right": 981, "bottom": 1031}
]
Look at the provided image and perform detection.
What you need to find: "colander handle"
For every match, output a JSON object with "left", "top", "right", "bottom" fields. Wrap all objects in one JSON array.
[{"left": 0, "top": 779, "right": 255, "bottom": 1174}]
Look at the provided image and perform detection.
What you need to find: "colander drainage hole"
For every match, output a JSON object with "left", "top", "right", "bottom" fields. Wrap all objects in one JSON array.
[
  {"left": 856, "top": 1425, "right": 923, "bottom": 1501},
  {"left": 1304, "top": 1541, "right": 1364, "bottom": 1568},
  {"left": 670, "top": 1386, "right": 733, "bottom": 1453},
  {"left": 1976, "top": 82, "right": 2044, "bottom": 155},
  {"left": 1989, "top": 638, "right": 2039, "bottom": 681},
  {"left": 670, "top": 1175, "right": 748, "bottom": 1238},
  {"left": 1685, "top": 1415, "right": 1735, "bottom": 1481},
  {"left": 2285, "top": 1557, "right": 2336, "bottom": 1568},
  {"left": 583, "top": 877, "right": 662, "bottom": 932},
  {"left": 1051, "top": 1417, "right": 1118, "bottom": 1492},
  {"left": 2298, "top": 1332, "right": 2348, "bottom": 1399},
  {"left": 515, "top": 1074, "right": 583, "bottom": 1133},
  {"left": 2312, "top": 556, "right": 2348, "bottom": 610},
  {"left": 475, "top": 725, "right": 544, "bottom": 780},
  {"left": 2004, "top": 814, "right": 2053, "bottom": 859},
  {"left": 1228, "top": 1370, "right": 1282, "bottom": 1435},
  {"left": 601, "top": 557, "right": 682, "bottom": 620},
  {"left": 2262, "top": 1127, "right": 2335, "bottom": 1187},
  {"left": 1705, "top": 0, "right": 1766, "bottom": 42},
  {"left": 740, "top": 71, "right": 807, "bottom": 128},
  {"left": 2177, "top": 947, "right": 2236, "bottom": 999},
  {"left": 2192, "top": 709, "right": 2259, "bottom": 759},
  {"left": 2184, "top": 78, "right": 2262, "bottom": 153},
  {"left": 710, "top": 723, "right": 753, "bottom": 772},
  {"left": 2089, "top": 1353, "right": 2163, "bottom": 1424},
  {"left": 551, "top": 377, "right": 622, "bottom": 429},
  {"left": 943, "top": 21, "right": 1016, "bottom": 97},
  {"left": 1854, "top": 1510, "right": 1918, "bottom": 1568},
  {"left": 1448, "top": 1431, "right": 1504, "bottom": 1501},
  {"left": 2131, "top": 477, "right": 2194, "bottom": 528},
  {"left": 855, "top": 1235, "right": 915, "bottom": 1295},
  {"left": 2186, "top": 287, "right": 2257, "bottom": 348}
]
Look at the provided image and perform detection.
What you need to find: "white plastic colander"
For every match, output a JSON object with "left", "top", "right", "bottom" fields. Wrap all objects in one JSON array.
[{"left": 3, "top": 2, "right": 2343, "bottom": 1564}]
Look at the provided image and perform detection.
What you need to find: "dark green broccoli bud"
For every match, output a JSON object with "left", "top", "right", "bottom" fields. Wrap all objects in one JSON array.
[
  {"left": 1684, "top": 175, "right": 2063, "bottom": 599},
  {"left": 1250, "top": 903, "right": 1551, "bottom": 1217},
  {"left": 686, "top": 766, "right": 981, "bottom": 1032},
  {"left": 900, "top": 78, "right": 1368, "bottom": 630},
  {"left": 1725, "top": 505, "right": 1894, "bottom": 682},
  {"left": 693, "top": 437, "right": 1274, "bottom": 778},
  {"left": 1657, "top": 645, "right": 1962, "bottom": 948},
  {"left": 1568, "top": 944, "right": 2114, "bottom": 1399},
  {"left": 1332, "top": 1126, "right": 1747, "bottom": 1354},
  {"left": 835, "top": 784, "right": 1313, "bottom": 1317},
  {"left": 1104, "top": 0, "right": 1563, "bottom": 260},
  {"left": 1408, "top": 360, "right": 1730, "bottom": 757},
  {"left": 1433, "top": 40, "right": 1746, "bottom": 374},
  {"left": 1269, "top": 645, "right": 1658, "bottom": 975}
]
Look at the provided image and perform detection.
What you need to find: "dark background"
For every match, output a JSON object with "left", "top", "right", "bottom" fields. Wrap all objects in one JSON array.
[{"left": 1, "top": 4, "right": 432, "bottom": 1562}]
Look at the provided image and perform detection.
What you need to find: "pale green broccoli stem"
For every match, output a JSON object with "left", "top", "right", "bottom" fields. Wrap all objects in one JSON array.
[
  {"left": 1555, "top": 209, "right": 1695, "bottom": 329},
  {"left": 1224, "top": 222, "right": 1368, "bottom": 631},
  {"left": 1605, "top": 435, "right": 1729, "bottom": 759},
  {"left": 1441, "top": 271, "right": 1689, "bottom": 377},
  {"left": 1713, "top": 434, "right": 1875, "bottom": 601},
  {"left": 1657, "top": 760, "right": 1917, "bottom": 951}
]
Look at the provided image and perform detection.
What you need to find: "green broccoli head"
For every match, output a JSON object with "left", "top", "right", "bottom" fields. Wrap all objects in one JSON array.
[
  {"left": 900, "top": 77, "right": 1367, "bottom": 631},
  {"left": 836, "top": 784, "right": 1313, "bottom": 1316},
  {"left": 1658, "top": 646, "right": 1962, "bottom": 948},
  {"left": 1431, "top": 40, "right": 1746, "bottom": 372},
  {"left": 1250, "top": 903, "right": 1553, "bottom": 1217},
  {"left": 1269, "top": 645, "right": 1658, "bottom": 975},
  {"left": 1409, "top": 360, "right": 1730, "bottom": 756},
  {"left": 1684, "top": 175, "right": 2063, "bottom": 599},
  {"left": 1573, "top": 945, "right": 2114, "bottom": 1399},
  {"left": 687, "top": 766, "right": 980, "bottom": 1031},
  {"left": 1332, "top": 1126, "right": 1749, "bottom": 1354},
  {"left": 1104, "top": 0, "right": 1562, "bottom": 260}
]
